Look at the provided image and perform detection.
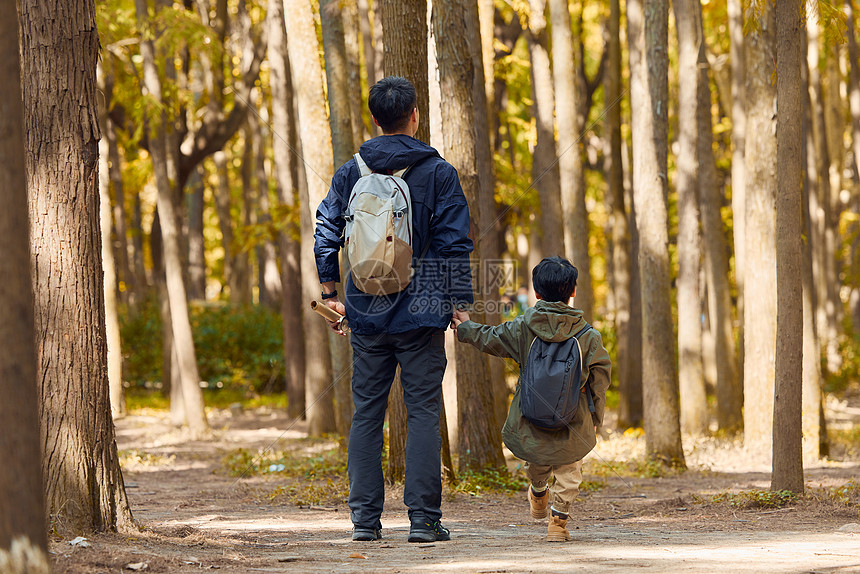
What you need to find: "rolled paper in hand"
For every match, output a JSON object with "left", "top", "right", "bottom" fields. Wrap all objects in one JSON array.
[{"left": 310, "top": 300, "right": 349, "bottom": 332}]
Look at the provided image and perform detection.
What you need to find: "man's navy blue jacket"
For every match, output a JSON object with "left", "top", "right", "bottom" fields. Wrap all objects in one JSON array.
[{"left": 314, "top": 134, "right": 474, "bottom": 335}]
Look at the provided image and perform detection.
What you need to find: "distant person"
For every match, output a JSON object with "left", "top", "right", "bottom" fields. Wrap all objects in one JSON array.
[
  {"left": 451, "top": 257, "right": 611, "bottom": 542},
  {"left": 314, "top": 76, "right": 474, "bottom": 543}
]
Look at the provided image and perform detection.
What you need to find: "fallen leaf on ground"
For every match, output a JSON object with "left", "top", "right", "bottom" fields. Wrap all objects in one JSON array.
[
  {"left": 349, "top": 552, "right": 367, "bottom": 559},
  {"left": 125, "top": 562, "right": 148, "bottom": 571}
]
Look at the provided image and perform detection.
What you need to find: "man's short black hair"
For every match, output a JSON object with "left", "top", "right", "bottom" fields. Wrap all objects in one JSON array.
[
  {"left": 532, "top": 256, "right": 578, "bottom": 303},
  {"left": 368, "top": 76, "right": 417, "bottom": 133}
]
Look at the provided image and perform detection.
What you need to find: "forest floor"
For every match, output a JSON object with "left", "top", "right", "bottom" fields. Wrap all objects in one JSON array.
[{"left": 50, "top": 393, "right": 860, "bottom": 574}]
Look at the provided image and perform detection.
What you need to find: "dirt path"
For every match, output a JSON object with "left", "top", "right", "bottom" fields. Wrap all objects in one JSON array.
[{"left": 51, "top": 409, "right": 860, "bottom": 573}]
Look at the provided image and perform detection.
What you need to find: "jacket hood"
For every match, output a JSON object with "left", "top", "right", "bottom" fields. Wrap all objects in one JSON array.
[
  {"left": 523, "top": 300, "right": 585, "bottom": 342},
  {"left": 358, "top": 134, "right": 440, "bottom": 173}
]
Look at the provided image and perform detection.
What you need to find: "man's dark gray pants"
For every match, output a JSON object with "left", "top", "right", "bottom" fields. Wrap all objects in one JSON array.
[{"left": 348, "top": 327, "right": 446, "bottom": 531}]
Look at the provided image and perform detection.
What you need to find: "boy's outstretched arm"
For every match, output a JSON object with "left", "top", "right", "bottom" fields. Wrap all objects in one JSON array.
[{"left": 453, "top": 313, "right": 525, "bottom": 362}]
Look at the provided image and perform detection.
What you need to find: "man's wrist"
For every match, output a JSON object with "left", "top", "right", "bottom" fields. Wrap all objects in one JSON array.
[{"left": 321, "top": 290, "right": 338, "bottom": 300}]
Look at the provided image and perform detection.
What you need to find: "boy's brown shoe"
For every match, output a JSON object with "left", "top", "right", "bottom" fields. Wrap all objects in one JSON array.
[
  {"left": 528, "top": 487, "right": 548, "bottom": 519},
  {"left": 547, "top": 514, "right": 570, "bottom": 542}
]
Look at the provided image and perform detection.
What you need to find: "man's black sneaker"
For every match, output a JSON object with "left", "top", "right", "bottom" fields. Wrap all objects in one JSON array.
[
  {"left": 408, "top": 521, "right": 450, "bottom": 543},
  {"left": 352, "top": 527, "right": 382, "bottom": 541}
]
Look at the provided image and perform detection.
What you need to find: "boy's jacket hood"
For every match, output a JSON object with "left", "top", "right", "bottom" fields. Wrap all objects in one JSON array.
[
  {"left": 358, "top": 134, "right": 440, "bottom": 173},
  {"left": 523, "top": 300, "right": 586, "bottom": 342}
]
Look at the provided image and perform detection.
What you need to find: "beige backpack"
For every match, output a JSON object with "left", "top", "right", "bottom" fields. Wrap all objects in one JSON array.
[{"left": 344, "top": 153, "right": 415, "bottom": 295}]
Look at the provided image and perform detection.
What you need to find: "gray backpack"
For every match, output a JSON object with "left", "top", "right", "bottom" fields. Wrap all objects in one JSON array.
[
  {"left": 343, "top": 153, "right": 414, "bottom": 295},
  {"left": 520, "top": 324, "right": 593, "bottom": 430}
]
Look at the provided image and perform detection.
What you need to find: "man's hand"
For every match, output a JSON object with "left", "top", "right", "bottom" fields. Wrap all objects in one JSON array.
[
  {"left": 325, "top": 298, "right": 347, "bottom": 335},
  {"left": 451, "top": 308, "right": 470, "bottom": 329}
]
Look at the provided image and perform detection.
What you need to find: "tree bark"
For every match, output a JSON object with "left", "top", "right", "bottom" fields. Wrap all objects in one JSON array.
[
  {"left": 99, "top": 86, "right": 127, "bottom": 418},
  {"left": 136, "top": 0, "right": 209, "bottom": 436},
  {"left": 321, "top": 0, "right": 357, "bottom": 440},
  {"left": 386, "top": 370, "right": 407, "bottom": 482},
  {"left": 627, "top": 0, "right": 685, "bottom": 465},
  {"left": 847, "top": 0, "right": 860, "bottom": 189},
  {"left": 548, "top": 0, "right": 593, "bottom": 320},
  {"left": 433, "top": 0, "right": 506, "bottom": 472},
  {"left": 0, "top": 6, "right": 50, "bottom": 563},
  {"left": 21, "top": 0, "right": 136, "bottom": 532},
  {"left": 283, "top": 0, "right": 337, "bottom": 436},
  {"left": 801, "top": 80, "right": 824, "bottom": 463},
  {"left": 609, "top": 0, "right": 640, "bottom": 430},
  {"left": 267, "top": 0, "right": 306, "bottom": 419},
  {"left": 772, "top": 0, "right": 804, "bottom": 493},
  {"left": 527, "top": 0, "right": 565, "bottom": 258},
  {"left": 187, "top": 168, "right": 207, "bottom": 301},
  {"left": 695, "top": 6, "right": 741, "bottom": 434},
  {"left": 673, "top": 0, "right": 707, "bottom": 436},
  {"left": 727, "top": 0, "right": 746, "bottom": 406},
  {"left": 743, "top": 1, "right": 778, "bottom": 460}
]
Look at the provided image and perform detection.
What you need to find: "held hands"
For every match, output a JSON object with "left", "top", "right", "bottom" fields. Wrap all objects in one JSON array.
[{"left": 450, "top": 308, "right": 470, "bottom": 334}]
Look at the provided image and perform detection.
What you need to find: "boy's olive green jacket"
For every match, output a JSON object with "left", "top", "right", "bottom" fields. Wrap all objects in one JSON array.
[{"left": 456, "top": 300, "right": 611, "bottom": 466}]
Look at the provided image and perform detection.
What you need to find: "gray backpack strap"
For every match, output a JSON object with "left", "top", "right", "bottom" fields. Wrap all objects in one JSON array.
[{"left": 354, "top": 153, "right": 372, "bottom": 177}]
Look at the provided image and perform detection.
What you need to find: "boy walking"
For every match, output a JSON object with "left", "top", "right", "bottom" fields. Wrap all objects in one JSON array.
[{"left": 451, "top": 257, "right": 611, "bottom": 542}]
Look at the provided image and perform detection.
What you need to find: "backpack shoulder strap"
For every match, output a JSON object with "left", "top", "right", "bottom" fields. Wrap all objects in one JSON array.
[
  {"left": 573, "top": 323, "right": 592, "bottom": 339},
  {"left": 354, "top": 153, "right": 372, "bottom": 177}
]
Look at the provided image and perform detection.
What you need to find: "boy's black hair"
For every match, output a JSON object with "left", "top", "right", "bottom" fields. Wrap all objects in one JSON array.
[
  {"left": 532, "top": 256, "right": 578, "bottom": 302},
  {"left": 368, "top": 76, "right": 417, "bottom": 133}
]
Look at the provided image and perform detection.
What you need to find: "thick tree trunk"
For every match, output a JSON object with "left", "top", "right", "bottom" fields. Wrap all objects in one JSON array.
[
  {"left": 386, "top": 370, "right": 406, "bottom": 483},
  {"left": 434, "top": 0, "right": 506, "bottom": 472},
  {"left": 847, "top": 0, "right": 860, "bottom": 189},
  {"left": 694, "top": 6, "right": 741, "bottom": 433},
  {"left": 283, "top": 0, "right": 337, "bottom": 436},
  {"left": 21, "top": 0, "right": 136, "bottom": 531},
  {"left": 673, "top": 0, "right": 707, "bottom": 436},
  {"left": 772, "top": 0, "right": 804, "bottom": 493},
  {"left": 268, "top": 0, "right": 306, "bottom": 418},
  {"left": 136, "top": 0, "right": 209, "bottom": 436},
  {"left": 548, "top": 0, "right": 593, "bottom": 320},
  {"left": 527, "top": 0, "right": 564, "bottom": 258},
  {"left": 743, "top": 2, "right": 777, "bottom": 460},
  {"left": 0, "top": 8, "right": 50, "bottom": 564},
  {"left": 727, "top": 0, "right": 746, "bottom": 407},
  {"left": 627, "top": 0, "right": 685, "bottom": 465}
]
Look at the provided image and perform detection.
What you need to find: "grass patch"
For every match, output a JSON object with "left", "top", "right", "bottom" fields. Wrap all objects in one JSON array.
[
  {"left": 587, "top": 456, "right": 683, "bottom": 480},
  {"left": 451, "top": 466, "right": 529, "bottom": 496},
  {"left": 829, "top": 425, "right": 860, "bottom": 460},
  {"left": 809, "top": 481, "right": 860, "bottom": 510},
  {"left": 705, "top": 489, "right": 799, "bottom": 509},
  {"left": 222, "top": 438, "right": 346, "bottom": 479},
  {"left": 267, "top": 479, "right": 350, "bottom": 506},
  {"left": 125, "top": 388, "right": 287, "bottom": 413}
]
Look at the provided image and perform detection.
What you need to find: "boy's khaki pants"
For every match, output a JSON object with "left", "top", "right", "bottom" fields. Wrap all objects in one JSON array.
[{"left": 525, "top": 460, "right": 583, "bottom": 515}]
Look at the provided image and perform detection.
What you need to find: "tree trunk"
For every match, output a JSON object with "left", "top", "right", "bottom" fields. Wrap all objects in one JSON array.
[
  {"left": 433, "top": 0, "right": 506, "bottom": 472},
  {"left": 772, "top": 0, "right": 804, "bottom": 493},
  {"left": 743, "top": 1, "right": 778, "bottom": 460},
  {"left": 673, "top": 0, "right": 707, "bottom": 436},
  {"left": 801, "top": 84, "right": 823, "bottom": 463},
  {"left": 548, "top": 0, "right": 593, "bottom": 320},
  {"left": 21, "top": 0, "right": 136, "bottom": 531},
  {"left": 0, "top": 7, "right": 50, "bottom": 563},
  {"left": 343, "top": 0, "right": 369, "bottom": 146},
  {"left": 187, "top": 168, "right": 207, "bottom": 301},
  {"left": 136, "top": 0, "right": 209, "bottom": 436},
  {"left": 627, "top": 0, "right": 685, "bottom": 465},
  {"left": 611, "top": 1, "right": 641, "bottom": 430},
  {"left": 380, "top": 0, "right": 431, "bottom": 144},
  {"left": 268, "top": 0, "right": 306, "bottom": 419},
  {"left": 527, "top": 0, "right": 564, "bottom": 258},
  {"left": 805, "top": 1, "right": 838, "bottom": 378},
  {"left": 463, "top": 0, "right": 507, "bottom": 434},
  {"left": 477, "top": 0, "right": 496, "bottom": 150},
  {"left": 321, "top": 0, "right": 356, "bottom": 440},
  {"left": 99, "top": 93, "right": 127, "bottom": 418},
  {"left": 727, "top": 0, "right": 746, "bottom": 405},
  {"left": 386, "top": 369, "right": 407, "bottom": 483},
  {"left": 847, "top": 0, "right": 860, "bottom": 189},
  {"left": 283, "top": 0, "right": 337, "bottom": 436}
]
